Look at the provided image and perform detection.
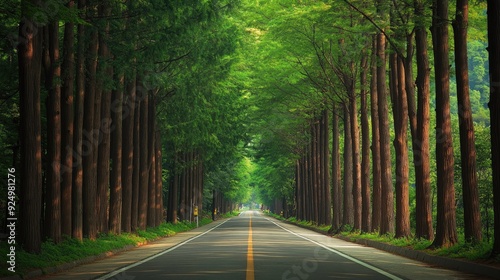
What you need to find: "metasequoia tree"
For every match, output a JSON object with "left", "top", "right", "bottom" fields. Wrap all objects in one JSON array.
[
  {"left": 431, "top": 0, "right": 458, "bottom": 248},
  {"left": 453, "top": 0, "right": 482, "bottom": 243}
]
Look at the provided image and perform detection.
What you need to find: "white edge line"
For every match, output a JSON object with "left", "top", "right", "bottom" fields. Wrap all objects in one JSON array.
[
  {"left": 266, "top": 218, "right": 403, "bottom": 280},
  {"left": 97, "top": 219, "right": 231, "bottom": 280}
]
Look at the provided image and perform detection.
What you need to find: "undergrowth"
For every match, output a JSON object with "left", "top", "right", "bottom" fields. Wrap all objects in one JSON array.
[
  {"left": 0, "top": 217, "right": 212, "bottom": 278},
  {"left": 264, "top": 212, "right": 493, "bottom": 263}
]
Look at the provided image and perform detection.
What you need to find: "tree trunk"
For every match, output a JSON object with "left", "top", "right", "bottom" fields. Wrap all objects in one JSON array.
[
  {"left": 377, "top": 32, "right": 394, "bottom": 235},
  {"left": 72, "top": 0, "right": 86, "bottom": 241},
  {"left": 60, "top": 0, "right": 75, "bottom": 238},
  {"left": 121, "top": 75, "right": 136, "bottom": 232},
  {"left": 155, "top": 131, "right": 163, "bottom": 225},
  {"left": 360, "top": 52, "right": 371, "bottom": 233},
  {"left": 370, "top": 35, "right": 381, "bottom": 232},
  {"left": 343, "top": 104, "right": 354, "bottom": 226},
  {"left": 131, "top": 83, "right": 141, "bottom": 231},
  {"left": 431, "top": 0, "right": 458, "bottom": 248},
  {"left": 138, "top": 89, "right": 149, "bottom": 230},
  {"left": 109, "top": 74, "right": 124, "bottom": 234},
  {"left": 453, "top": 0, "right": 482, "bottom": 243},
  {"left": 322, "top": 110, "right": 331, "bottom": 225},
  {"left": 331, "top": 107, "right": 342, "bottom": 231},
  {"left": 147, "top": 93, "right": 156, "bottom": 227},
  {"left": 487, "top": 0, "right": 500, "bottom": 257},
  {"left": 82, "top": 12, "right": 99, "bottom": 239},
  {"left": 18, "top": 0, "right": 43, "bottom": 253},
  {"left": 96, "top": 2, "right": 111, "bottom": 233},
  {"left": 391, "top": 54, "right": 411, "bottom": 238},
  {"left": 414, "top": 0, "right": 434, "bottom": 240},
  {"left": 350, "top": 79, "right": 362, "bottom": 231},
  {"left": 44, "top": 22, "right": 62, "bottom": 244}
]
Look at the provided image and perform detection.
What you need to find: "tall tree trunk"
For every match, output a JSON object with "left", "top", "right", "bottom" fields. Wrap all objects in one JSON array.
[
  {"left": 331, "top": 108, "right": 342, "bottom": 231},
  {"left": 322, "top": 110, "right": 331, "bottom": 225},
  {"left": 155, "top": 131, "right": 163, "bottom": 225},
  {"left": 487, "top": 0, "right": 500, "bottom": 257},
  {"left": 391, "top": 54, "right": 411, "bottom": 238},
  {"left": 431, "top": 0, "right": 458, "bottom": 248},
  {"left": 138, "top": 89, "right": 149, "bottom": 229},
  {"left": 18, "top": 0, "right": 43, "bottom": 253},
  {"left": 44, "top": 22, "right": 62, "bottom": 244},
  {"left": 109, "top": 74, "right": 124, "bottom": 234},
  {"left": 131, "top": 84, "right": 141, "bottom": 231},
  {"left": 82, "top": 9, "right": 99, "bottom": 239},
  {"left": 343, "top": 104, "right": 354, "bottom": 226},
  {"left": 72, "top": 0, "right": 86, "bottom": 241},
  {"left": 350, "top": 80, "right": 362, "bottom": 231},
  {"left": 121, "top": 75, "right": 136, "bottom": 232},
  {"left": 377, "top": 32, "right": 394, "bottom": 235},
  {"left": 147, "top": 93, "right": 156, "bottom": 227},
  {"left": 453, "top": 0, "right": 482, "bottom": 243},
  {"left": 370, "top": 35, "right": 381, "bottom": 232},
  {"left": 414, "top": 0, "right": 434, "bottom": 240},
  {"left": 61, "top": 0, "right": 75, "bottom": 238},
  {"left": 96, "top": 2, "right": 111, "bottom": 233},
  {"left": 360, "top": 52, "right": 371, "bottom": 233}
]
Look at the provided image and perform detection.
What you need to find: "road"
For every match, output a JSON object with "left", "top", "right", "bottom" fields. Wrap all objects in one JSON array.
[{"left": 95, "top": 211, "right": 482, "bottom": 280}]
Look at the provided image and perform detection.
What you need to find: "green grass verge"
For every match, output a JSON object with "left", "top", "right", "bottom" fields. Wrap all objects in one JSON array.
[
  {"left": 264, "top": 212, "right": 494, "bottom": 263},
  {"left": 0, "top": 217, "right": 212, "bottom": 278}
]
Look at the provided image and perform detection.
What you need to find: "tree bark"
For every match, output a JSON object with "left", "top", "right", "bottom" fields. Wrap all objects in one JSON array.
[
  {"left": 18, "top": 0, "right": 43, "bottom": 253},
  {"left": 95, "top": 2, "right": 111, "bottom": 233},
  {"left": 72, "top": 0, "right": 86, "bottom": 241},
  {"left": 487, "top": 0, "right": 500, "bottom": 257},
  {"left": 370, "top": 35, "right": 381, "bottom": 232},
  {"left": 121, "top": 75, "right": 136, "bottom": 232},
  {"left": 131, "top": 83, "right": 141, "bottom": 231},
  {"left": 44, "top": 22, "right": 62, "bottom": 244},
  {"left": 343, "top": 104, "right": 354, "bottom": 226},
  {"left": 453, "top": 0, "right": 482, "bottom": 243},
  {"left": 360, "top": 52, "right": 371, "bottom": 233},
  {"left": 331, "top": 108, "right": 342, "bottom": 231},
  {"left": 147, "top": 93, "right": 156, "bottom": 227},
  {"left": 377, "top": 32, "right": 394, "bottom": 235},
  {"left": 60, "top": 0, "right": 75, "bottom": 238},
  {"left": 82, "top": 8, "right": 99, "bottom": 239},
  {"left": 155, "top": 131, "right": 163, "bottom": 225},
  {"left": 430, "top": 0, "right": 458, "bottom": 248},
  {"left": 138, "top": 89, "right": 149, "bottom": 229},
  {"left": 109, "top": 74, "right": 124, "bottom": 234},
  {"left": 414, "top": 0, "right": 434, "bottom": 240}
]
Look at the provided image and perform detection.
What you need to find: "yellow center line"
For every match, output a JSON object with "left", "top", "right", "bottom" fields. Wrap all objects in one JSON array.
[{"left": 246, "top": 212, "right": 255, "bottom": 280}]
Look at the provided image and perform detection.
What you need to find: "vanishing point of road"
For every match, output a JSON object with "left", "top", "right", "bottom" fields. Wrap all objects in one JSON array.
[{"left": 36, "top": 211, "right": 490, "bottom": 280}]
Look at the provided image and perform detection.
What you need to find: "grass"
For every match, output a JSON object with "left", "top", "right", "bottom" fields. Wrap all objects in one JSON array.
[
  {"left": 263, "top": 212, "right": 495, "bottom": 264},
  {"left": 0, "top": 217, "right": 213, "bottom": 278}
]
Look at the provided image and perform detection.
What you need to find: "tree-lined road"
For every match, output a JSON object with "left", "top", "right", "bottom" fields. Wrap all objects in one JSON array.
[{"left": 94, "top": 211, "right": 482, "bottom": 280}]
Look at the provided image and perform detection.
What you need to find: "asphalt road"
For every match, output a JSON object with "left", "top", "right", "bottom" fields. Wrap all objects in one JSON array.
[{"left": 95, "top": 211, "right": 481, "bottom": 280}]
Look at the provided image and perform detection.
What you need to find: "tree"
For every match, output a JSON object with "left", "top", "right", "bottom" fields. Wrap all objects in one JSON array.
[
  {"left": 452, "top": 0, "right": 482, "bottom": 243},
  {"left": 109, "top": 74, "right": 124, "bottom": 234},
  {"left": 413, "top": 0, "right": 434, "bottom": 241},
  {"left": 43, "top": 22, "right": 62, "bottom": 244},
  {"left": 18, "top": 0, "right": 43, "bottom": 253},
  {"left": 487, "top": 0, "right": 500, "bottom": 257},
  {"left": 430, "top": 0, "right": 458, "bottom": 248},
  {"left": 60, "top": 0, "right": 75, "bottom": 238}
]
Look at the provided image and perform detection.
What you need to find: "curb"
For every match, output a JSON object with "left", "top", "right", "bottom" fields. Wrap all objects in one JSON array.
[{"left": 335, "top": 235, "right": 500, "bottom": 279}]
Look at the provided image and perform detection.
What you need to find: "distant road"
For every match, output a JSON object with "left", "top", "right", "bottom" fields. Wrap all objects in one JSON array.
[{"left": 98, "top": 211, "right": 480, "bottom": 280}]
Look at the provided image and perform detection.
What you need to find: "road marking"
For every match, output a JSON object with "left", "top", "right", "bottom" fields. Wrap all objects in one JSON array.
[
  {"left": 267, "top": 218, "right": 403, "bottom": 280},
  {"left": 246, "top": 213, "right": 255, "bottom": 280},
  {"left": 97, "top": 219, "right": 231, "bottom": 280}
]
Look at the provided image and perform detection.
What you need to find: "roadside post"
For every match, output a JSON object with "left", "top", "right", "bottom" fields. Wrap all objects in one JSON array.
[{"left": 194, "top": 206, "right": 199, "bottom": 227}]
